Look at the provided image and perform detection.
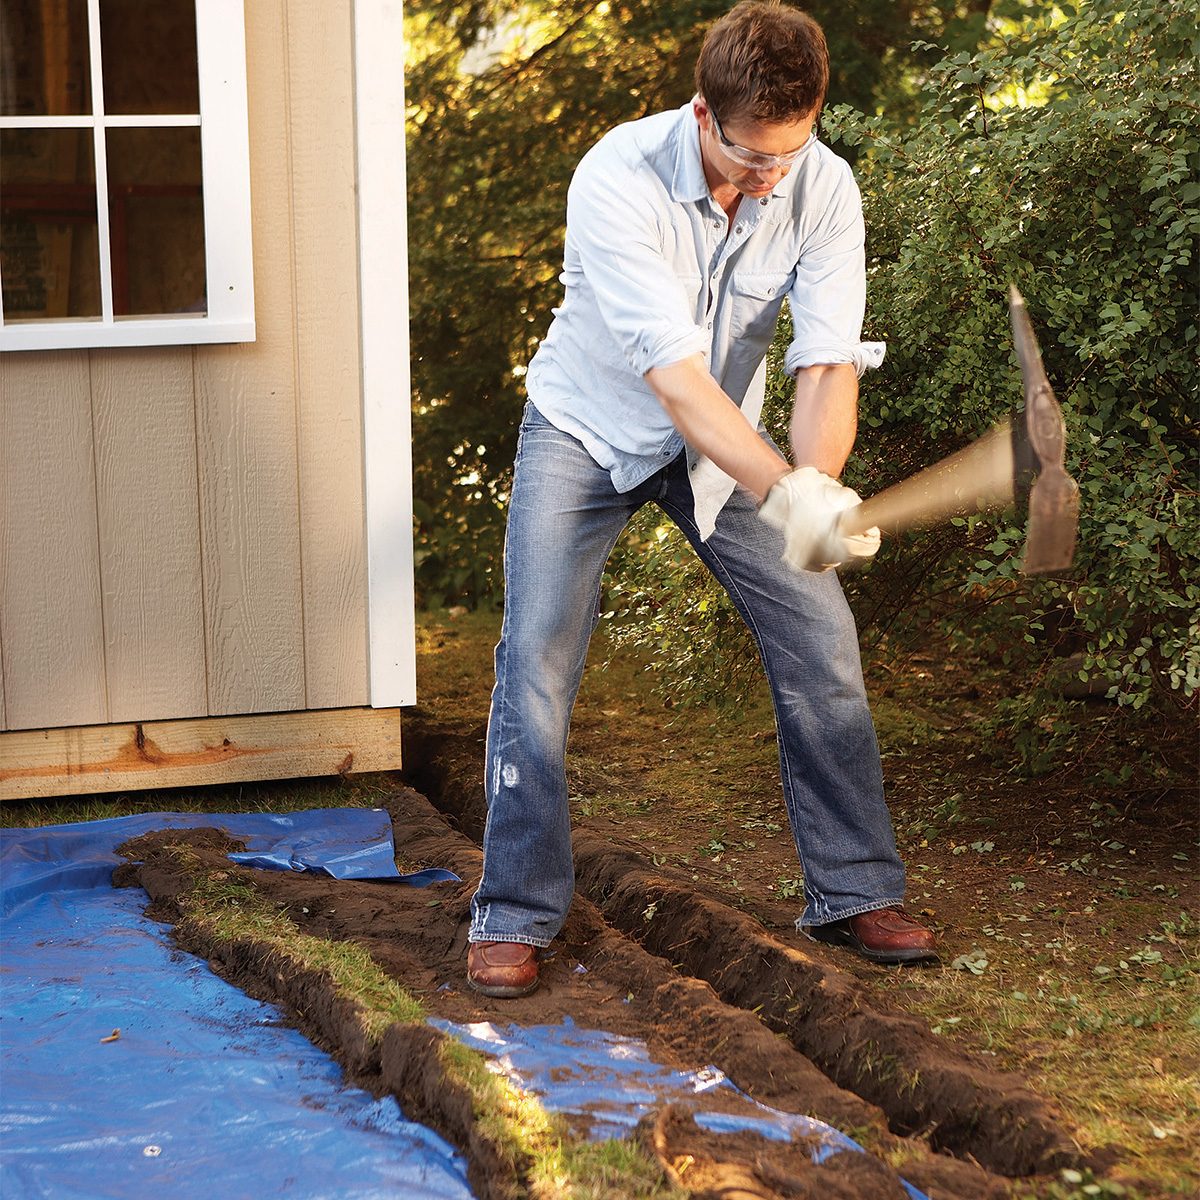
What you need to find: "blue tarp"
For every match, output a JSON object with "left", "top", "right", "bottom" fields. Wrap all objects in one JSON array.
[
  {"left": 1, "top": 807, "right": 458, "bottom": 921},
  {"left": 0, "top": 810, "right": 473, "bottom": 1200},
  {"left": 2, "top": 808, "right": 929, "bottom": 1199},
  {"left": 435, "top": 1017, "right": 929, "bottom": 1198}
]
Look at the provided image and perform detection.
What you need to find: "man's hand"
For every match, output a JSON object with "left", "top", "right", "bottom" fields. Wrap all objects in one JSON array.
[{"left": 759, "top": 466, "right": 881, "bottom": 572}]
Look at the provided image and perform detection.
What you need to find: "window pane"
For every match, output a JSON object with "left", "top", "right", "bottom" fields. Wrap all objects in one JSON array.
[
  {"left": 1, "top": 128, "right": 101, "bottom": 318},
  {"left": 106, "top": 126, "right": 205, "bottom": 317},
  {"left": 0, "top": 0, "right": 92, "bottom": 116},
  {"left": 99, "top": 0, "right": 199, "bottom": 116}
]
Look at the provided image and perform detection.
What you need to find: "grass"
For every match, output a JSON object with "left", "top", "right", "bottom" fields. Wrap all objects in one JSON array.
[
  {"left": 163, "top": 845, "right": 680, "bottom": 1200},
  {"left": 879, "top": 960, "right": 1199, "bottom": 1187},
  {"left": 440, "top": 1038, "right": 680, "bottom": 1199},
  {"left": 184, "top": 867, "right": 427, "bottom": 1037},
  {"left": 2, "top": 774, "right": 379, "bottom": 829}
]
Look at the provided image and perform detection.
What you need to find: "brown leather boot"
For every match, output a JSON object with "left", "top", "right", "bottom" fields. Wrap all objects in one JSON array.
[
  {"left": 803, "top": 906, "right": 938, "bottom": 965},
  {"left": 466, "top": 941, "right": 540, "bottom": 997}
]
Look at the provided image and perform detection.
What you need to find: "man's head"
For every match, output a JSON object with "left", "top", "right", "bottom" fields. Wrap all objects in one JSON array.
[
  {"left": 695, "top": 1, "right": 829, "bottom": 127},
  {"left": 692, "top": 3, "right": 827, "bottom": 201}
]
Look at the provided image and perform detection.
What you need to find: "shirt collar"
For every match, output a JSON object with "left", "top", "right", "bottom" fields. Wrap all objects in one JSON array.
[{"left": 670, "top": 102, "right": 712, "bottom": 203}]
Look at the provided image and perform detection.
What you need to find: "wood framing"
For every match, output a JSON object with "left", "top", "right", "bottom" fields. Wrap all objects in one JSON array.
[{"left": 0, "top": 708, "right": 402, "bottom": 801}]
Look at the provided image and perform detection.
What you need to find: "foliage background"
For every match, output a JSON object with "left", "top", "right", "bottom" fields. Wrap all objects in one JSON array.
[{"left": 405, "top": 0, "right": 1198, "bottom": 768}]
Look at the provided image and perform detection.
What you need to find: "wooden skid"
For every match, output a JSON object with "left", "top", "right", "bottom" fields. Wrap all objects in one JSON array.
[{"left": 0, "top": 708, "right": 401, "bottom": 801}]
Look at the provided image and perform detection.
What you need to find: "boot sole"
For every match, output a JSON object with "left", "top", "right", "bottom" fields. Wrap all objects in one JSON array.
[{"left": 466, "top": 973, "right": 540, "bottom": 998}]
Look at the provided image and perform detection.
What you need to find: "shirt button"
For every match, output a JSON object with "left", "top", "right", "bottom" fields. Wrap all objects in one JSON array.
[
  {"left": 734, "top": 225, "right": 743, "bottom": 234},
  {"left": 760, "top": 198, "right": 768, "bottom": 205}
]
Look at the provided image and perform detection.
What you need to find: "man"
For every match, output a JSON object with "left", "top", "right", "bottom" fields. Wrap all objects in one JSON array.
[{"left": 466, "top": 0, "right": 937, "bottom": 998}]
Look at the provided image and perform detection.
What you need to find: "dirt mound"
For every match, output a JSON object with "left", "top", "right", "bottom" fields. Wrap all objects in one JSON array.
[
  {"left": 572, "top": 826, "right": 1078, "bottom": 1176},
  {"left": 113, "top": 787, "right": 1012, "bottom": 1199},
  {"left": 642, "top": 1104, "right": 910, "bottom": 1200},
  {"left": 118, "top": 826, "right": 521, "bottom": 1200},
  {"left": 402, "top": 718, "right": 1083, "bottom": 1178}
]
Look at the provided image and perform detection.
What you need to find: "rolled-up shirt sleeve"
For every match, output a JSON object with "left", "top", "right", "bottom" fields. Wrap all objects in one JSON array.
[
  {"left": 566, "top": 143, "right": 708, "bottom": 375},
  {"left": 783, "top": 161, "right": 886, "bottom": 377}
]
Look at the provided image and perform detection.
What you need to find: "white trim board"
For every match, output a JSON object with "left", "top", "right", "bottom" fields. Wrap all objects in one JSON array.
[{"left": 354, "top": 0, "right": 417, "bottom": 708}]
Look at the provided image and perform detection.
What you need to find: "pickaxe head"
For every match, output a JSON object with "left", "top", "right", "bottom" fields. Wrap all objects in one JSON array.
[
  {"left": 837, "top": 288, "right": 1081, "bottom": 577},
  {"left": 1008, "top": 285, "right": 1080, "bottom": 575}
]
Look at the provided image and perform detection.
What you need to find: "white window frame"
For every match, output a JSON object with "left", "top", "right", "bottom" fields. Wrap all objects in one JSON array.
[{"left": 0, "top": 0, "right": 254, "bottom": 351}]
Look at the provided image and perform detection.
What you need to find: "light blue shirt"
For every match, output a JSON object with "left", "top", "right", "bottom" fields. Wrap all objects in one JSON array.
[{"left": 526, "top": 101, "right": 884, "bottom": 539}]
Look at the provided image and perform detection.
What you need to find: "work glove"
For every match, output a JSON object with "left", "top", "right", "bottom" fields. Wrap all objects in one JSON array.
[{"left": 758, "top": 466, "right": 881, "bottom": 573}]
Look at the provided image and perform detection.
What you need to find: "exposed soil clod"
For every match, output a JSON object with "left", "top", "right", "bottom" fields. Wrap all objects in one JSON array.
[{"left": 641, "top": 1103, "right": 911, "bottom": 1200}]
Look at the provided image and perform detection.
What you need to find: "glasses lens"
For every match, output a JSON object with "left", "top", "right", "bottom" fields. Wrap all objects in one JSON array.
[
  {"left": 745, "top": 148, "right": 789, "bottom": 169},
  {"left": 713, "top": 113, "right": 814, "bottom": 170}
]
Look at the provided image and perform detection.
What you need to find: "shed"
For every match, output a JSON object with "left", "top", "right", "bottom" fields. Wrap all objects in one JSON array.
[{"left": 0, "top": 1, "right": 415, "bottom": 799}]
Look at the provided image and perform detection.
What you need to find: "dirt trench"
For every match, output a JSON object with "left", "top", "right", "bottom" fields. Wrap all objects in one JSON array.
[
  {"left": 402, "top": 717, "right": 1087, "bottom": 1179},
  {"left": 114, "top": 789, "right": 1013, "bottom": 1200},
  {"left": 114, "top": 825, "right": 520, "bottom": 1200}
]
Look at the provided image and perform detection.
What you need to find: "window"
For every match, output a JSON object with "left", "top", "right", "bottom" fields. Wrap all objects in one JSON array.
[{"left": 0, "top": 0, "right": 254, "bottom": 350}]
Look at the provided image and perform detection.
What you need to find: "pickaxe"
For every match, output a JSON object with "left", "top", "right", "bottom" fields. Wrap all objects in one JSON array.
[{"left": 839, "top": 286, "right": 1080, "bottom": 575}]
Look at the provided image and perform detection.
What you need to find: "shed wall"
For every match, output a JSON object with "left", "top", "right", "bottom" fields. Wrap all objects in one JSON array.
[{"left": 0, "top": 0, "right": 370, "bottom": 733}]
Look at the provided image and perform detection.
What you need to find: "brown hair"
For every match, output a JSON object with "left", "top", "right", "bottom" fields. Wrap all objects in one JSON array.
[{"left": 695, "top": 1, "right": 829, "bottom": 125}]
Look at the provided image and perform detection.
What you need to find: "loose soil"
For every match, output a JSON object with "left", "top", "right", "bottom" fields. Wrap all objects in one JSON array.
[
  {"left": 399, "top": 610, "right": 1198, "bottom": 1198},
  {"left": 117, "top": 786, "right": 1080, "bottom": 1200}
]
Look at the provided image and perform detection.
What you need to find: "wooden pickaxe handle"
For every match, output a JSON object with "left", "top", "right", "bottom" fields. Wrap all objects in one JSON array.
[{"left": 838, "top": 422, "right": 1015, "bottom": 538}]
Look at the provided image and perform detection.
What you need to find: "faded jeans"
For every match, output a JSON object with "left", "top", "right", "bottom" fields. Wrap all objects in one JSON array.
[{"left": 468, "top": 402, "right": 905, "bottom": 947}]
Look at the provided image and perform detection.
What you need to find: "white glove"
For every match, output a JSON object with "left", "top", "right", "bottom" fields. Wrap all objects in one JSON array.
[{"left": 758, "top": 466, "right": 881, "bottom": 573}]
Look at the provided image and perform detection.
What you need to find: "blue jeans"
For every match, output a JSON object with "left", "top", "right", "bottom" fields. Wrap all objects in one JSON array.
[{"left": 469, "top": 403, "right": 905, "bottom": 947}]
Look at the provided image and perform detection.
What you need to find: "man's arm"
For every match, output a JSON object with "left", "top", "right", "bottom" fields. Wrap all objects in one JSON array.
[
  {"left": 790, "top": 362, "right": 860, "bottom": 477},
  {"left": 763, "top": 359, "right": 878, "bottom": 571},
  {"left": 645, "top": 357, "right": 862, "bottom": 497},
  {"left": 650, "top": 353, "right": 876, "bottom": 572},
  {"left": 646, "top": 355, "right": 790, "bottom": 502}
]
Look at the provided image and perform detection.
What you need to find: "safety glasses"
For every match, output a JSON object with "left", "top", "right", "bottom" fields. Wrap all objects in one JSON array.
[{"left": 709, "top": 108, "right": 817, "bottom": 171}]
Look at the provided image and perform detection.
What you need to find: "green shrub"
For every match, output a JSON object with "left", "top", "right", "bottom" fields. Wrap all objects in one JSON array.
[
  {"left": 608, "top": 0, "right": 1198, "bottom": 744},
  {"left": 839, "top": 0, "right": 1197, "bottom": 709}
]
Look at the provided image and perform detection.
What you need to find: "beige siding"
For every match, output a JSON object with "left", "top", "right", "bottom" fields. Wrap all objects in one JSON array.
[
  {"left": 0, "top": 352, "right": 108, "bottom": 729},
  {"left": 193, "top": 347, "right": 306, "bottom": 714},
  {"left": 192, "top": 0, "right": 308, "bottom": 716},
  {"left": 91, "top": 349, "right": 208, "bottom": 721},
  {"left": 288, "top": 0, "right": 369, "bottom": 709},
  {"left": 0, "top": 0, "right": 370, "bottom": 738}
]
